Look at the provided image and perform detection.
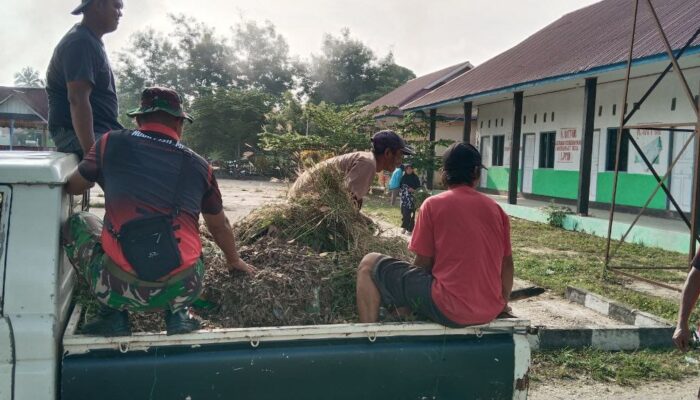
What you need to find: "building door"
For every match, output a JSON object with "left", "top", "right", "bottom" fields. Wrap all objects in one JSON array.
[
  {"left": 590, "top": 130, "right": 600, "bottom": 201},
  {"left": 521, "top": 134, "right": 535, "bottom": 193},
  {"left": 671, "top": 131, "right": 694, "bottom": 213},
  {"left": 480, "top": 136, "right": 491, "bottom": 188}
]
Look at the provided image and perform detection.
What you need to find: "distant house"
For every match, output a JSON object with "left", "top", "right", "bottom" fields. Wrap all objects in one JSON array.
[
  {"left": 0, "top": 86, "right": 50, "bottom": 150},
  {"left": 402, "top": 0, "right": 700, "bottom": 215},
  {"left": 365, "top": 62, "right": 475, "bottom": 156}
]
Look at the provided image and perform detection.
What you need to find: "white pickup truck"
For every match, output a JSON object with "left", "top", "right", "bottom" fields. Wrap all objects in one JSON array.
[{"left": 0, "top": 151, "right": 530, "bottom": 400}]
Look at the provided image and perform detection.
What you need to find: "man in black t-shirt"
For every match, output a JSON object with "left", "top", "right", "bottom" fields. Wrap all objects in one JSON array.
[{"left": 46, "top": 0, "right": 124, "bottom": 159}]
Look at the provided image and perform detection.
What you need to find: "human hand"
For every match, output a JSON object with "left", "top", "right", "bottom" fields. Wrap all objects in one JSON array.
[
  {"left": 228, "top": 258, "right": 256, "bottom": 276},
  {"left": 673, "top": 325, "right": 692, "bottom": 352}
]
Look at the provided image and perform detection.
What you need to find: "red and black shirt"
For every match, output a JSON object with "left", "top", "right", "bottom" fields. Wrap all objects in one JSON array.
[{"left": 78, "top": 123, "right": 223, "bottom": 277}]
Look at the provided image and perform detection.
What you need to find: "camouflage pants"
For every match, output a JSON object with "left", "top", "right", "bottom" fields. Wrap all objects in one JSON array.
[{"left": 63, "top": 212, "right": 204, "bottom": 312}]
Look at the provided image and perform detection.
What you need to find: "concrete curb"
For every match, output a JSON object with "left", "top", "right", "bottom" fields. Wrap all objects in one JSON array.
[
  {"left": 565, "top": 286, "right": 673, "bottom": 327},
  {"left": 529, "top": 326, "right": 674, "bottom": 351},
  {"left": 526, "top": 286, "right": 674, "bottom": 351}
]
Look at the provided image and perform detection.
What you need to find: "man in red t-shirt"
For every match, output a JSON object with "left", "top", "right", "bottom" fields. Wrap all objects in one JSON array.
[
  {"left": 356, "top": 142, "right": 513, "bottom": 327},
  {"left": 63, "top": 87, "right": 254, "bottom": 336}
]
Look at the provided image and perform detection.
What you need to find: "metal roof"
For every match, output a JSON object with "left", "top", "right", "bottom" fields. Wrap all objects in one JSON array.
[
  {"left": 0, "top": 86, "right": 49, "bottom": 121},
  {"left": 403, "top": 0, "right": 700, "bottom": 111},
  {"left": 364, "top": 61, "right": 473, "bottom": 115}
]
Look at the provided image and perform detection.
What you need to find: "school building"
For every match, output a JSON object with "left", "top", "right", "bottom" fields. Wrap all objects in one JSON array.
[{"left": 400, "top": 0, "right": 699, "bottom": 216}]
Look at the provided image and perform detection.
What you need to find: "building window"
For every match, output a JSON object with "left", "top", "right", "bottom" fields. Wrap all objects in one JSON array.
[
  {"left": 551, "top": 112, "right": 555, "bottom": 122},
  {"left": 534, "top": 114, "right": 538, "bottom": 124},
  {"left": 488, "top": 120, "right": 491, "bottom": 128},
  {"left": 605, "top": 128, "right": 630, "bottom": 172},
  {"left": 671, "top": 98, "right": 677, "bottom": 111},
  {"left": 523, "top": 115, "right": 527, "bottom": 125},
  {"left": 598, "top": 105, "right": 603, "bottom": 117},
  {"left": 543, "top": 113, "right": 547, "bottom": 123},
  {"left": 480, "top": 120, "right": 483, "bottom": 129},
  {"left": 500, "top": 118, "right": 504, "bottom": 127},
  {"left": 612, "top": 104, "right": 617, "bottom": 116},
  {"left": 539, "top": 131, "right": 556, "bottom": 168},
  {"left": 492, "top": 135, "right": 505, "bottom": 166}
]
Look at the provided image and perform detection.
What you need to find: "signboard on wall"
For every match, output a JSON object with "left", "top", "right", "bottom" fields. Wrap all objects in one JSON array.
[
  {"left": 556, "top": 128, "right": 581, "bottom": 164},
  {"left": 633, "top": 129, "right": 663, "bottom": 166}
]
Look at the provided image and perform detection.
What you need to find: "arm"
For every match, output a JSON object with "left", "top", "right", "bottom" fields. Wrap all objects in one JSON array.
[
  {"left": 203, "top": 211, "right": 256, "bottom": 275},
  {"left": 67, "top": 80, "right": 95, "bottom": 155},
  {"left": 413, "top": 254, "right": 434, "bottom": 272},
  {"left": 65, "top": 166, "right": 94, "bottom": 195},
  {"left": 674, "top": 267, "right": 700, "bottom": 352},
  {"left": 501, "top": 255, "right": 514, "bottom": 303}
]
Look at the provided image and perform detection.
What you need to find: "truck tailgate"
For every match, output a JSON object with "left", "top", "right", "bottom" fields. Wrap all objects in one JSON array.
[{"left": 62, "top": 305, "right": 530, "bottom": 399}]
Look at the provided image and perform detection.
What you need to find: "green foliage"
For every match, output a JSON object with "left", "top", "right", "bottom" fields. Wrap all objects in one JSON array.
[
  {"left": 259, "top": 102, "right": 377, "bottom": 174},
  {"left": 184, "top": 89, "right": 274, "bottom": 159},
  {"left": 305, "top": 29, "right": 415, "bottom": 105},
  {"left": 232, "top": 20, "right": 298, "bottom": 97},
  {"left": 391, "top": 112, "right": 455, "bottom": 180},
  {"left": 540, "top": 201, "right": 574, "bottom": 228},
  {"left": 532, "top": 348, "right": 699, "bottom": 385}
]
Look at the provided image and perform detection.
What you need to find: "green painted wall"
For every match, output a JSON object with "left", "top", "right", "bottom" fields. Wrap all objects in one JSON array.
[
  {"left": 486, "top": 167, "right": 510, "bottom": 190},
  {"left": 596, "top": 172, "right": 667, "bottom": 209},
  {"left": 531, "top": 169, "right": 579, "bottom": 200}
]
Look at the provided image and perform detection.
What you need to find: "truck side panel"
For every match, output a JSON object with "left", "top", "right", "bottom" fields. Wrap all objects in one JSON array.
[{"left": 62, "top": 334, "right": 517, "bottom": 400}]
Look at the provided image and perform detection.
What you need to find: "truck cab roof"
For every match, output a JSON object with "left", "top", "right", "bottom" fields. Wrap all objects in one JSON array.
[{"left": 0, "top": 151, "right": 77, "bottom": 184}]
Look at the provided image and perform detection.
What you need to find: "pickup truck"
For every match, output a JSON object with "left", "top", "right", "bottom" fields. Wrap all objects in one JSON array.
[{"left": 0, "top": 151, "right": 531, "bottom": 399}]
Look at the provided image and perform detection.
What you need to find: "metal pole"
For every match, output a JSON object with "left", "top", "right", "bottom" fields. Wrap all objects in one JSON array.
[
  {"left": 644, "top": 0, "right": 699, "bottom": 117},
  {"left": 9, "top": 119, "right": 14, "bottom": 151},
  {"left": 463, "top": 102, "right": 473, "bottom": 144},
  {"left": 427, "top": 109, "right": 437, "bottom": 190},
  {"left": 508, "top": 92, "right": 524, "bottom": 205},
  {"left": 578, "top": 77, "right": 597, "bottom": 216},
  {"left": 604, "top": 0, "right": 638, "bottom": 273}
]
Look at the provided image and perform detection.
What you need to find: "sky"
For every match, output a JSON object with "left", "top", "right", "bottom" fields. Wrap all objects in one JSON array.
[{"left": 0, "top": 0, "right": 601, "bottom": 86}]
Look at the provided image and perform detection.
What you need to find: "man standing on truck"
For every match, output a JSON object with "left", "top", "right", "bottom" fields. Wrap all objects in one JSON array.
[
  {"left": 356, "top": 142, "right": 513, "bottom": 327},
  {"left": 288, "top": 130, "right": 414, "bottom": 209},
  {"left": 62, "top": 87, "right": 255, "bottom": 336},
  {"left": 46, "top": 0, "right": 124, "bottom": 158}
]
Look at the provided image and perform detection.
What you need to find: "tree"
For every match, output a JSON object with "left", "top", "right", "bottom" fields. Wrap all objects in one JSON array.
[
  {"left": 232, "top": 20, "right": 297, "bottom": 97},
  {"left": 14, "top": 67, "right": 44, "bottom": 87},
  {"left": 262, "top": 92, "right": 307, "bottom": 135},
  {"left": 305, "top": 29, "right": 415, "bottom": 105},
  {"left": 115, "top": 14, "right": 236, "bottom": 127},
  {"left": 184, "top": 89, "right": 273, "bottom": 160}
]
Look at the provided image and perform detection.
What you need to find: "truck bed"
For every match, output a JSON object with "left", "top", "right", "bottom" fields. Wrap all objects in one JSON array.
[{"left": 62, "top": 305, "right": 531, "bottom": 399}]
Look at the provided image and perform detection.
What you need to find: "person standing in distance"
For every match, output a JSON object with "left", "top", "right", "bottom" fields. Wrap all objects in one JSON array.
[{"left": 46, "top": 0, "right": 124, "bottom": 159}]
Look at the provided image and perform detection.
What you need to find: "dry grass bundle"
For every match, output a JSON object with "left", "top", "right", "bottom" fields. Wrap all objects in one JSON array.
[
  {"left": 75, "top": 168, "right": 414, "bottom": 331},
  {"left": 236, "top": 165, "right": 375, "bottom": 252}
]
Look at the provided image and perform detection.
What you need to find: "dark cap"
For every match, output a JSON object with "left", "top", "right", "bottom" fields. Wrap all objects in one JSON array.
[
  {"left": 371, "top": 130, "right": 415, "bottom": 155},
  {"left": 126, "top": 87, "right": 194, "bottom": 123},
  {"left": 443, "top": 142, "right": 487, "bottom": 173},
  {"left": 71, "top": 0, "right": 94, "bottom": 15}
]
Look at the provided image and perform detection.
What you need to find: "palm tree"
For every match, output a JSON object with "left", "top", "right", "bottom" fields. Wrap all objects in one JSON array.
[{"left": 13, "top": 67, "right": 44, "bottom": 88}]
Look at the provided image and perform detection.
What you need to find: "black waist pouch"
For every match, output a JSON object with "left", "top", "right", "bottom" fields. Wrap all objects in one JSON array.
[{"left": 117, "top": 215, "right": 182, "bottom": 281}]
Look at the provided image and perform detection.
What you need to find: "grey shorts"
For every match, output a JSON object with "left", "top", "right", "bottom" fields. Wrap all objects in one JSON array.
[
  {"left": 370, "top": 255, "right": 464, "bottom": 328},
  {"left": 50, "top": 127, "right": 84, "bottom": 158}
]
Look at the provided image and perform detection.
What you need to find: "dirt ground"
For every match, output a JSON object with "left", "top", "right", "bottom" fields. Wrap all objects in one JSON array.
[{"left": 89, "top": 178, "right": 691, "bottom": 398}]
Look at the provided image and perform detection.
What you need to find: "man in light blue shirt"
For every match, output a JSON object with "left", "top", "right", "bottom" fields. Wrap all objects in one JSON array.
[{"left": 388, "top": 165, "right": 404, "bottom": 206}]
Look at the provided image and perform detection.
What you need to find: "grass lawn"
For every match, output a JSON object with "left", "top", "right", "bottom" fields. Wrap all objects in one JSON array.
[{"left": 363, "top": 193, "right": 700, "bottom": 385}]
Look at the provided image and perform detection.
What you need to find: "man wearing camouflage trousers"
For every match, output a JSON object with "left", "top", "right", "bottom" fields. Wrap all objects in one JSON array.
[{"left": 63, "top": 87, "right": 254, "bottom": 336}]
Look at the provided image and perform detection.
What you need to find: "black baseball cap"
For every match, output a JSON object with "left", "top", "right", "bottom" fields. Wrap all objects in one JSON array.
[
  {"left": 371, "top": 130, "right": 415, "bottom": 155},
  {"left": 71, "top": 0, "right": 94, "bottom": 15},
  {"left": 443, "top": 142, "right": 487, "bottom": 173}
]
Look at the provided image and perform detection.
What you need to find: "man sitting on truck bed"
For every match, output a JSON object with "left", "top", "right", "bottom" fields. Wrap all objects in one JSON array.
[
  {"left": 63, "top": 87, "right": 255, "bottom": 336},
  {"left": 356, "top": 142, "right": 514, "bottom": 327}
]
